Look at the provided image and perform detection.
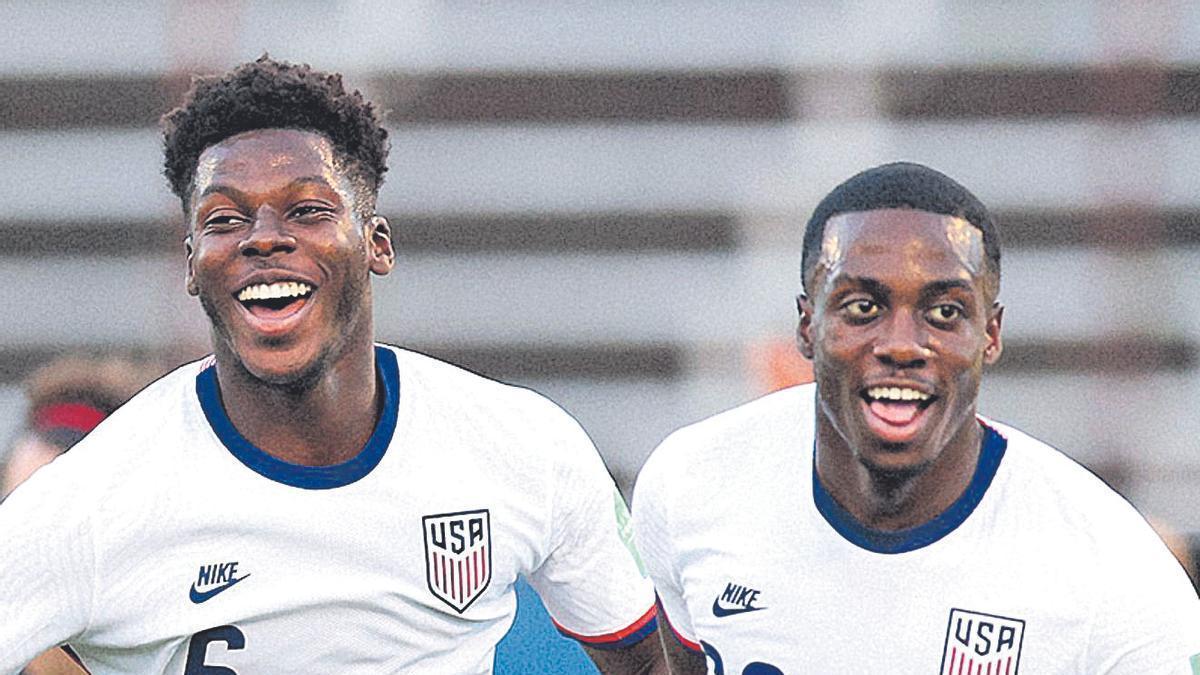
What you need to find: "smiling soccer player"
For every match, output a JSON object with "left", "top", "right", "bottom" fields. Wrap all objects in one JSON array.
[
  {"left": 0, "top": 58, "right": 664, "bottom": 675},
  {"left": 633, "top": 162, "right": 1200, "bottom": 674}
]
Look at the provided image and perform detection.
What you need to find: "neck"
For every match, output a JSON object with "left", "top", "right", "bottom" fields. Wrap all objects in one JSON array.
[
  {"left": 814, "top": 410, "right": 982, "bottom": 532},
  {"left": 213, "top": 341, "right": 381, "bottom": 467}
]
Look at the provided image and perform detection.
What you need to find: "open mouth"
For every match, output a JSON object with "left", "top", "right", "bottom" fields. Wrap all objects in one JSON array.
[
  {"left": 860, "top": 386, "right": 938, "bottom": 443},
  {"left": 235, "top": 281, "right": 314, "bottom": 321}
]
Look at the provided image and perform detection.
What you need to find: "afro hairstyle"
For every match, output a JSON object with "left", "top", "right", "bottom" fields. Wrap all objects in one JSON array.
[{"left": 161, "top": 56, "right": 388, "bottom": 218}]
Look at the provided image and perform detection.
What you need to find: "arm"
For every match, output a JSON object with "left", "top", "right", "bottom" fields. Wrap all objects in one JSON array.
[
  {"left": 631, "top": 445, "right": 706, "bottom": 675},
  {"left": 657, "top": 622, "right": 707, "bottom": 675},
  {"left": 524, "top": 406, "right": 664, "bottom": 675},
  {"left": 0, "top": 467, "right": 94, "bottom": 674},
  {"left": 21, "top": 649, "right": 89, "bottom": 675},
  {"left": 582, "top": 624, "right": 669, "bottom": 675},
  {"left": 1085, "top": 522, "right": 1200, "bottom": 673}
]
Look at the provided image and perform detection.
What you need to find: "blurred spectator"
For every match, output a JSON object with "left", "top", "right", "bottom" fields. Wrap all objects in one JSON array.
[
  {"left": 2, "top": 354, "right": 161, "bottom": 498},
  {"left": 2, "top": 353, "right": 162, "bottom": 675}
]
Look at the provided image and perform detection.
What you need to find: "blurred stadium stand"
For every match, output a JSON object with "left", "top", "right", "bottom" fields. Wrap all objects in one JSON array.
[{"left": 2, "top": 1, "right": 1199, "bottom": 545}]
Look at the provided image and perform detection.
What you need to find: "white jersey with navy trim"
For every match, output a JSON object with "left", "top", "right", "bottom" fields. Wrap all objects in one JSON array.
[
  {"left": 0, "top": 344, "right": 655, "bottom": 674},
  {"left": 633, "top": 383, "right": 1200, "bottom": 674}
]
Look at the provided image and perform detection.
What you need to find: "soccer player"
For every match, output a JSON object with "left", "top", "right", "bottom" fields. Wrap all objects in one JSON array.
[
  {"left": 0, "top": 57, "right": 663, "bottom": 675},
  {"left": 633, "top": 162, "right": 1200, "bottom": 674}
]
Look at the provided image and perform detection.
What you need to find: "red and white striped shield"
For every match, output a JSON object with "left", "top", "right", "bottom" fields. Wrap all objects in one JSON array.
[
  {"left": 939, "top": 608, "right": 1025, "bottom": 675},
  {"left": 422, "top": 509, "right": 492, "bottom": 613}
]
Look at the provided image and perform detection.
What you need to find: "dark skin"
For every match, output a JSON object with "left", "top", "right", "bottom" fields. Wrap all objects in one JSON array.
[
  {"left": 185, "top": 128, "right": 394, "bottom": 466},
  {"left": 584, "top": 632, "right": 670, "bottom": 674},
  {"left": 797, "top": 209, "right": 1003, "bottom": 530},
  {"left": 183, "top": 128, "right": 667, "bottom": 674},
  {"left": 645, "top": 209, "right": 1002, "bottom": 674},
  {"left": 656, "top": 624, "right": 707, "bottom": 675}
]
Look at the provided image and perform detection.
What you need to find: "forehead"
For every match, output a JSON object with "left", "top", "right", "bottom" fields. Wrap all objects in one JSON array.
[
  {"left": 814, "top": 208, "right": 987, "bottom": 292},
  {"left": 191, "top": 128, "right": 344, "bottom": 198}
]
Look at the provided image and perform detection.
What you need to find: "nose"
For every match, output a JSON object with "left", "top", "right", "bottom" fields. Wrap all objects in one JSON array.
[
  {"left": 873, "top": 309, "right": 931, "bottom": 368},
  {"left": 237, "top": 207, "right": 296, "bottom": 257}
]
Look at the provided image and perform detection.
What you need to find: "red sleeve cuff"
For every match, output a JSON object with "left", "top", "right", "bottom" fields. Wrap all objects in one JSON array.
[{"left": 552, "top": 604, "right": 659, "bottom": 650}]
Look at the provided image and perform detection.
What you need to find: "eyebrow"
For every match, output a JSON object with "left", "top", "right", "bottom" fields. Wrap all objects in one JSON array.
[
  {"left": 832, "top": 276, "right": 975, "bottom": 300},
  {"left": 832, "top": 275, "right": 890, "bottom": 299},
  {"left": 918, "top": 279, "right": 975, "bottom": 301},
  {"left": 194, "top": 175, "right": 337, "bottom": 203}
]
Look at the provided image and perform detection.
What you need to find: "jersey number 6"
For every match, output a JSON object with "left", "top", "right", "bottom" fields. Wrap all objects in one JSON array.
[{"left": 184, "top": 625, "right": 245, "bottom": 675}]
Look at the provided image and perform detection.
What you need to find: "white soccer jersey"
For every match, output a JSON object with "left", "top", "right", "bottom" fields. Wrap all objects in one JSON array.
[
  {"left": 0, "top": 345, "right": 655, "bottom": 674},
  {"left": 634, "top": 384, "right": 1200, "bottom": 674}
]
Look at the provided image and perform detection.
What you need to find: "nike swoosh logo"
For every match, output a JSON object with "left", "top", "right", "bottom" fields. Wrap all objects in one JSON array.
[
  {"left": 712, "top": 598, "right": 767, "bottom": 617},
  {"left": 189, "top": 574, "right": 251, "bottom": 604}
]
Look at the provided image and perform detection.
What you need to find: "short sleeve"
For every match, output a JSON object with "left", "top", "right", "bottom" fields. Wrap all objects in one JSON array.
[
  {"left": 1084, "top": 522, "right": 1200, "bottom": 673},
  {"left": 632, "top": 442, "right": 702, "bottom": 653},
  {"left": 0, "top": 458, "right": 95, "bottom": 673},
  {"left": 525, "top": 416, "right": 657, "bottom": 651}
]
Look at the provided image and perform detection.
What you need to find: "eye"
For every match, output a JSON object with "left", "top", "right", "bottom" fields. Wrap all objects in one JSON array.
[
  {"left": 202, "top": 212, "right": 247, "bottom": 232},
  {"left": 290, "top": 204, "right": 335, "bottom": 220},
  {"left": 841, "top": 299, "right": 880, "bottom": 321},
  {"left": 926, "top": 304, "right": 963, "bottom": 324}
]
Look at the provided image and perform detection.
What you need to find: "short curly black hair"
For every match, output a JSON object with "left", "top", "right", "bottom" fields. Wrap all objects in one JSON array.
[
  {"left": 801, "top": 162, "right": 1001, "bottom": 296},
  {"left": 162, "top": 56, "right": 388, "bottom": 217}
]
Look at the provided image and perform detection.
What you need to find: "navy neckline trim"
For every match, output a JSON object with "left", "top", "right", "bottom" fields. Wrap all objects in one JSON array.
[
  {"left": 196, "top": 345, "right": 399, "bottom": 490},
  {"left": 812, "top": 421, "right": 1007, "bottom": 554}
]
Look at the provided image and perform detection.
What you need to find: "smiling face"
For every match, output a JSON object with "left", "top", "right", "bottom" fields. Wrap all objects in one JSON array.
[
  {"left": 799, "top": 208, "right": 1002, "bottom": 479},
  {"left": 185, "top": 128, "right": 394, "bottom": 388}
]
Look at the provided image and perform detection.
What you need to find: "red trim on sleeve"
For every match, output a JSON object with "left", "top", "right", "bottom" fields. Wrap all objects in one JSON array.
[
  {"left": 552, "top": 603, "right": 657, "bottom": 645},
  {"left": 658, "top": 603, "right": 702, "bottom": 653}
]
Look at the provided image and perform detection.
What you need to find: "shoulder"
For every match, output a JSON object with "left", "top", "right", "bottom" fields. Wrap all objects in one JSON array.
[
  {"left": 985, "top": 419, "right": 1185, "bottom": 574},
  {"left": 74, "top": 359, "right": 207, "bottom": 454},
  {"left": 988, "top": 419, "right": 1137, "bottom": 524},
  {"left": 3, "top": 358, "right": 206, "bottom": 513},
  {"left": 385, "top": 344, "right": 565, "bottom": 412},
  {"left": 382, "top": 344, "right": 595, "bottom": 456},
  {"left": 636, "top": 384, "right": 814, "bottom": 506}
]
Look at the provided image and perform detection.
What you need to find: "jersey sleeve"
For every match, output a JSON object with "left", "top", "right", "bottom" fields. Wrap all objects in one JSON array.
[
  {"left": 632, "top": 439, "right": 702, "bottom": 654},
  {"left": 1083, "top": 520, "right": 1200, "bottom": 673},
  {"left": 524, "top": 413, "right": 657, "bottom": 651},
  {"left": 0, "top": 457, "right": 95, "bottom": 673}
]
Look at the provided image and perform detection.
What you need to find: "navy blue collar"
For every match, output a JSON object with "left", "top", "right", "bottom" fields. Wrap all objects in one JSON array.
[
  {"left": 812, "top": 422, "right": 1007, "bottom": 554},
  {"left": 196, "top": 345, "right": 399, "bottom": 490}
]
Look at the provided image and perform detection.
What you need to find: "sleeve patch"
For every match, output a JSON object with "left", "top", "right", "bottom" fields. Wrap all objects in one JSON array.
[{"left": 614, "top": 488, "right": 648, "bottom": 577}]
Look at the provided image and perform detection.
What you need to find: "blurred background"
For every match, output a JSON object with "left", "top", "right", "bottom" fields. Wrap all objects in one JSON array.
[{"left": 1, "top": 1, "right": 1198, "bottom": 554}]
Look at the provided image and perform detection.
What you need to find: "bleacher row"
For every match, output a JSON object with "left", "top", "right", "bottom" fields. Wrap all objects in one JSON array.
[{"left": 1, "top": 1, "right": 1199, "bottom": 531}]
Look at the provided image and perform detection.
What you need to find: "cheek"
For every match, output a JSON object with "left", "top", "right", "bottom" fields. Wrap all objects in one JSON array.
[
  {"left": 187, "top": 242, "right": 237, "bottom": 291},
  {"left": 814, "top": 323, "right": 864, "bottom": 361},
  {"left": 941, "top": 327, "right": 992, "bottom": 367},
  {"left": 190, "top": 249, "right": 221, "bottom": 281}
]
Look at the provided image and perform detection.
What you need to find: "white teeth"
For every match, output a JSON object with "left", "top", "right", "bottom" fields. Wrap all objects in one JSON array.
[
  {"left": 866, "top": 386, "right": 930, "bottom": 402},
  {"left": 237, "top": 282, "right": 312, "bottom": 302}
]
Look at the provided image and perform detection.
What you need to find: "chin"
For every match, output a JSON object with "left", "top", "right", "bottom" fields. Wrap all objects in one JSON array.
[
  {"left": 235, "top": 341, "right": 331, "bottom": 392},
  {"left": 857, "top": 443, "right": 934, "bottom": 479}
]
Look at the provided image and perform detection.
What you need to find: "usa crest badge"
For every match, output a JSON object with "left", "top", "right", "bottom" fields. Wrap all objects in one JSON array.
[
  {"left": 939, "top": 608, "right": 1025, "bottom": 674},
  {"left": 423, "top": 509, "right": 492, "bottom": 613}
]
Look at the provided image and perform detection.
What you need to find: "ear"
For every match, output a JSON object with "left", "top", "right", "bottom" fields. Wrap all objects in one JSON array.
[
  {"left": 983, "top": 302, "right": 1004, "bottom": 365},
  {"left": 366, "top": 215, "right": 396, "bottom": 276},
  {"left": 796, "top": 294, "right": 816, "bottom": 359},
  {"left": 184, "top": 234, "right": 199, "bottom": 296}
]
